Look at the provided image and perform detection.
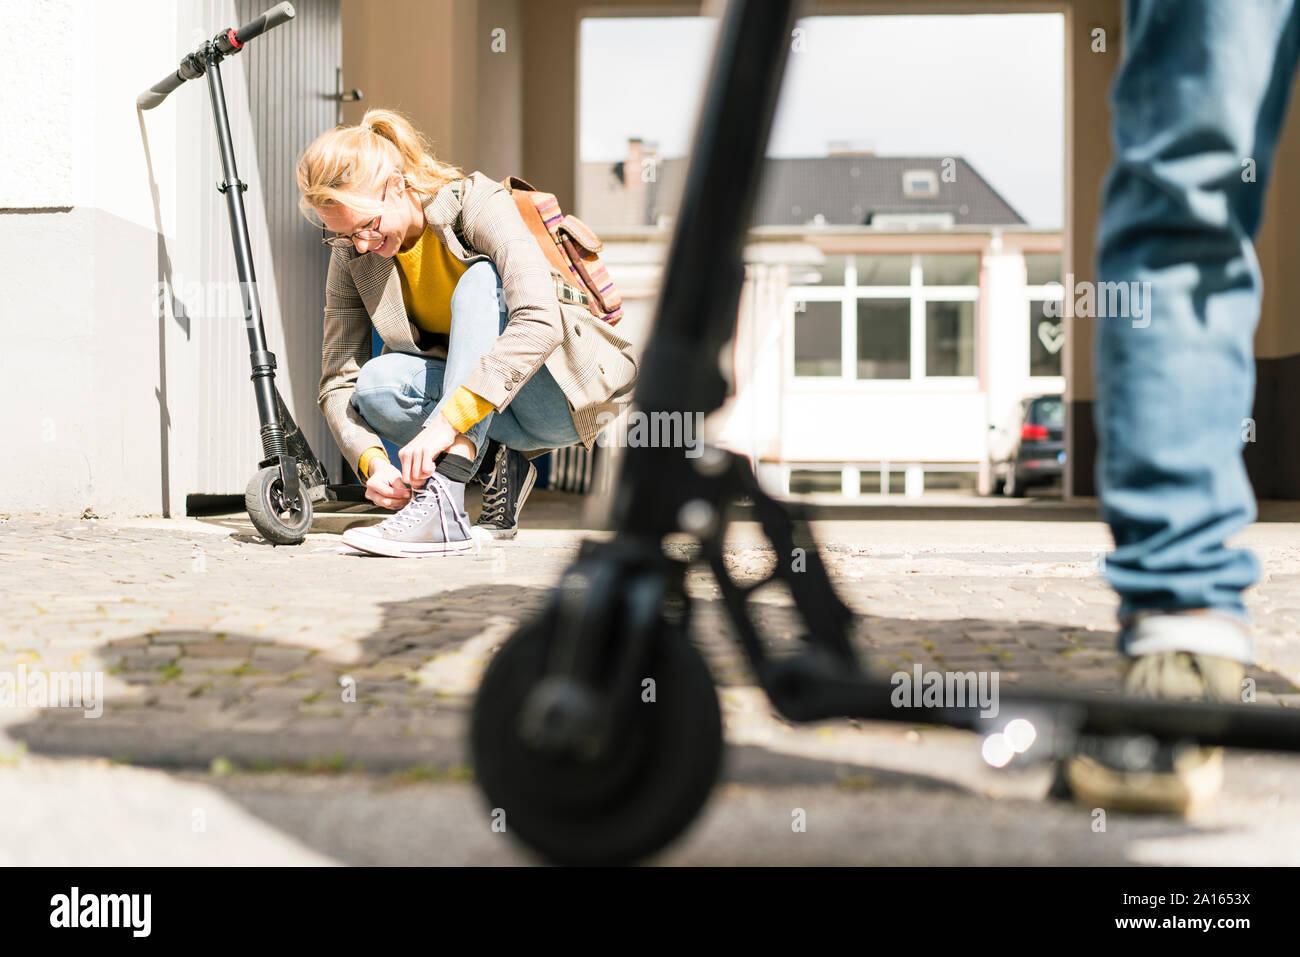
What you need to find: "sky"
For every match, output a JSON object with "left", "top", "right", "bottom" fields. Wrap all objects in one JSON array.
[{"left": 579, "top": 13, "right": 1064, "bottom": 228}]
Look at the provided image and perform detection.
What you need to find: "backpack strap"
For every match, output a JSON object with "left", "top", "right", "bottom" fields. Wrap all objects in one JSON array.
[
  {"left": 502, "top": 175, "right": 536, "bottom": 193},
  {"left": 445, "top": 178, "right": 474, "bottom": 253}
]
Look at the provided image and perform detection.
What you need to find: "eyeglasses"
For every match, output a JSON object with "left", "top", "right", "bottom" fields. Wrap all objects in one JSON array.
[{"left": 320, "top": 181, "right": 387, "bottom": 249}]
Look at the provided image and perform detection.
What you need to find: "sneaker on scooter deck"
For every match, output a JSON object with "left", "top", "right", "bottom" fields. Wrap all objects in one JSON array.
[
  {"left": 474, "top": 442, "right": 537, "bottom": 541},
  {"left": 343, "top": 471, "right": 474, "bottom": 557},
  {"left": 1058, "top": 611, "right": 1249, "bottom": 816}
]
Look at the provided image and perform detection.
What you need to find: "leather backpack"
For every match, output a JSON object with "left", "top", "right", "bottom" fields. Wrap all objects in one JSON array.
[{"left": 450, "top": 175, "right": 624, "bottom": 326}]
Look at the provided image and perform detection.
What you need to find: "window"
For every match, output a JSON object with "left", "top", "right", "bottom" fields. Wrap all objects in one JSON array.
[
  {"left": 903, "top": 169, "right": 939, "bottom": 197},
  {"left": 920, "top": 254, "right": 979, "bottom": 285},
  {"left": 790, "top": 469, "right": 844, "bottom": 494},
  {"left": 1025, "top": 252, "right": 1061, "bottom": 286},
  {"left": 921, "top": 470, "right": 979, "bottom": 492},
  {"left": 788, "top": 252, "right": 979, "bottom": 382},
  {"left": 925, "top": 301, "right": 976, "bottom": 376},
  {"left": 1028, "top": 299, "right": 1063, "bottom": 377},
  {"left": 860, "top": 469, "right": 907, "bottom": 494},
  {"left": 857, "top": 300, "right": 910, "bottom": 379},
  {"left": 789, "top": 254, "right": 850, "bottom": 286},
  {"left": 855, "top": 254, "right": 911, "bottom": 286},
  {"left": 787, "top": 464, "right": 983, "bottom": 498},
  {"left": 793, "top": 300, "right": 842, "bottom": 376}
]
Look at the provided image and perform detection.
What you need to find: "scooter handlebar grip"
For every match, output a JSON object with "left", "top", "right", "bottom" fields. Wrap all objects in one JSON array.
[
  {"left": 234, "top": 2, "right": 295, "bottom": 44},
  {"left": 137, "top": 70, "right": 185, "bottom": 111}
]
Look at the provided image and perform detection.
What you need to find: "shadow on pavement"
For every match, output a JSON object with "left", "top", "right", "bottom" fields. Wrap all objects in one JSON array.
[{"left": 10, "top": 575, "right": 1299, "bottom": 863}]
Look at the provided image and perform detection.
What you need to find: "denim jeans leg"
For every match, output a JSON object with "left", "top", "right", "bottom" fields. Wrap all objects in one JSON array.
[
  {"left": 1094, "top": 0, "right": 1300, "bottom": 659},
  {"left": 485, "top": 363, "right": 582, "bottom": 453},
  {"left": 351, "top": 352, "right": 448, "bottom": 449},
  {"left": 425, "top": 260, "right": 508, "bottom": 474}
]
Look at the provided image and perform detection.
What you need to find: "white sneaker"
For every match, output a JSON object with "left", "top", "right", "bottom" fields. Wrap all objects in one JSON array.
[{"left": 342, "top": 472, "right": 475, "bottom": 558}]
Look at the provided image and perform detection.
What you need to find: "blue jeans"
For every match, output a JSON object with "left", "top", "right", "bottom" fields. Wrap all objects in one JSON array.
[
  {"left": 1094, "top": 0, "right": 1300, "bottom": 659},
  {"left": 350, "top": 261, "right": 580, "bottom": 476}
]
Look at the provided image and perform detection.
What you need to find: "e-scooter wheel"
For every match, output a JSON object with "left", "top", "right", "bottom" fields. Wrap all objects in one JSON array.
[
  {"left": 244, "top": 465, "right": 313, "bottom": 545},
  {"left": 471, "top": 612, "right": 723, "bottom": 865}
]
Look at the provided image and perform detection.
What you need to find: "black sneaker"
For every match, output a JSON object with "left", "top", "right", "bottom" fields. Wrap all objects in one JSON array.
[
  {"left": 472, "top": 439, "right": 504, "bottom": 486},
  {"left": 474, "top": 443, "right": 537, "bottom": 540}
]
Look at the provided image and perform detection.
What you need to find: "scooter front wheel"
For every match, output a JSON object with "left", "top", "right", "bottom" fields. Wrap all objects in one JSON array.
[
  {"left": 471, "top": 610, "right": 723, "bottom": 865},
  {"left": 245, "top": 465, "right": 313, "bottom": 545}
]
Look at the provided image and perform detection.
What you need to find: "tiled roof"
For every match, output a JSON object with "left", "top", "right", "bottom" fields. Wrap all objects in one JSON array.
[{"left": 578, "top": 154, "right": 1026, "bottom": 228}]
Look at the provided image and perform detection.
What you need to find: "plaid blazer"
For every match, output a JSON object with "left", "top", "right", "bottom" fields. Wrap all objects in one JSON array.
[{"left": 318, "top": 169, "right": 638, "bottom": 472}]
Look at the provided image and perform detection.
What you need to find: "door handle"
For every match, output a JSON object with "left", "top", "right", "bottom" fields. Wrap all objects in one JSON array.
[{"left": 333, "top": 66, "right": 363, "bottom": 124}]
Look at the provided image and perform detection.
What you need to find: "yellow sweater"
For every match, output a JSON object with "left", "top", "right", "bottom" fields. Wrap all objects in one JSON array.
[{"left": 357, "top": 226, "right": 497, "bottom": 480}]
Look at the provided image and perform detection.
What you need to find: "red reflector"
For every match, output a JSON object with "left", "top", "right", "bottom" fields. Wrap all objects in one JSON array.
[{"left": 1021, "top": 424, "right": 1049, "bottom": 440}]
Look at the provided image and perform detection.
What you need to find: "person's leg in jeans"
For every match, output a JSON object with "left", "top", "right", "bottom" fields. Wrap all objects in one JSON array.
[
  {"left": 484, "top": 363, "right": 582, "bottom": 453},
  {"left": 344, "top": 261, "right": 514, "bottom": 554},
  {"left": 351, "top": 260, "right": 507, "bottom": 469},
  {"left": 439, "top": 262, "right": 581, "bottom": 537},
  {"left": 1095, "top": 0, "right": 1300, "bottom": 671},
  {"left": 1065, "top": 0, "right": 1300, "bottom": 812},
  {"left": 425, "top": 260, "right": 509, "bottom": 475},
  {"left": 472, "top": 360, "right": 584, "bottom": 536}
]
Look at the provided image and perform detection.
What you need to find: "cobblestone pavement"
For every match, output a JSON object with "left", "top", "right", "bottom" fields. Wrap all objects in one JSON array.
[{"left": 2, "top": 492, "right": 1299, "bottom": 864}]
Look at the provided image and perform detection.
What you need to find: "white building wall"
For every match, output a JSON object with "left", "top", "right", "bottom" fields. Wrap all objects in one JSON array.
[
  {"left": 777, "top": 388, "right": 986, "bottom": 463},
  {"left": 0, "top": 0, "right": 76, "bottom": 209},
  {"left": 2, "top": 0, "right": 186, "bottom": 518},
  {"left": 0, "top": 0, "right": 338, "bottom": 517}
]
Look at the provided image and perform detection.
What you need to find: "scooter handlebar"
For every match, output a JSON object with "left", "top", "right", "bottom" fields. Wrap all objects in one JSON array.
[
  {"left": 136, "top": 3, "right": 295, "bottom": 110},
  {"left": 137, "top": 70, "right": 186, "bottom": 111},
  {"left": 235, "top": 2, "right": 296, "bottom": 45}
]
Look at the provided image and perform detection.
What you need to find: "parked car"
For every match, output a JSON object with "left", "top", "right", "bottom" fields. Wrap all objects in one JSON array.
[{"left": 988, "top": 393, "right": 1065, "bottom": 496}]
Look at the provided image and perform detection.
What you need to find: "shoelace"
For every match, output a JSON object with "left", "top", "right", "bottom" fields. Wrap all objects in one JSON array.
[
  {"left": 479, "top": 446, "right": 504, "bottom": 493},
  {"left": 379, "top": 473, "right": 470, "bottom": 540},
  {"left": 480, "top": 478, "right": 510, "bottom": 524},
  {"left": 478, "top": 449, "right": 511, "bottom": 524}
]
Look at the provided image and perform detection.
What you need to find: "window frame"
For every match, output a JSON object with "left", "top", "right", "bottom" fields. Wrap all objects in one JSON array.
[{"left": 787, "top": 252, "right": 980, "bottom": 389}]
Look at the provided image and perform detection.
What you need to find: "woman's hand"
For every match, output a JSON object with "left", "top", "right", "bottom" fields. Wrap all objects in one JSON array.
[
  {"left": 399, "top": 412, "right": 458, "bottom": 487},
  {"left": 364, "top": 459, "right": 413, "bottom": 510}
]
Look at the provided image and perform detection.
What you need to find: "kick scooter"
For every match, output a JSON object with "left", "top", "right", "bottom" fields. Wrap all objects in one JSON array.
[
  {"left": 139, "top": 3, "right": 367, "bottom": 545},
  {"left": 468, "top": 0, "right": 1300, "bottom": 865}
]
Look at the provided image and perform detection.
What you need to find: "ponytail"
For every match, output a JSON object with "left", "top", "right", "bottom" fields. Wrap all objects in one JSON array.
[{"left": 295, "top": 108, "right": 464, "bottom": 224}]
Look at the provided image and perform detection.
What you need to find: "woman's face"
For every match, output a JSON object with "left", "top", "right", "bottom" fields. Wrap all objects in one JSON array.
[{"left": 317, "top": 170, "right": 421, "bottom": 256}]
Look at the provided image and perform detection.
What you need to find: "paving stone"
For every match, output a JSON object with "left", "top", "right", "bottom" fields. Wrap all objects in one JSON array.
[
  {"left": 180, "top": 642, "right": 254, "bottom": 658},
  {"left": 251, "top": 645, "right": 314, "bottom": 662},
  {"left": 175, "top": 656, "right": 251, "bottom": 673},
  {"left": 115, "top": 653, "right": 175, "bottom": 671}
]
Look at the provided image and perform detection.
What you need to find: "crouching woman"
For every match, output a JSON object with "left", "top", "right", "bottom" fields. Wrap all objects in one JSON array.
[{"left": 296, "top": 108, "right": 637, "bottom": 556}]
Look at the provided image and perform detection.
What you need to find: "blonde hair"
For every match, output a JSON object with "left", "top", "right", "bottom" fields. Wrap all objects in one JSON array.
[{"left": 295, "top": 108, "right": 464, "bottom": 225}]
